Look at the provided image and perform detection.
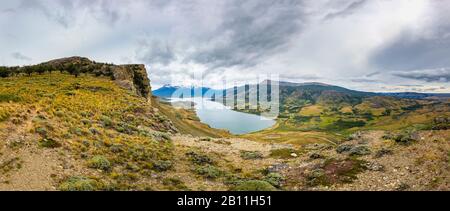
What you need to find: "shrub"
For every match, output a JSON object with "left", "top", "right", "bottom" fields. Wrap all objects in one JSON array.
[
  {"left": 152, "top": 160, "right": 173, "bottom": 172},
  {"left": 381, "top": 132, "right": 395, "bottom": 140},
  {"left": 162, "top": 178, "right": 189, "bottom": 190},
  {"left": 186, "top": 151, "right": 213, "bottom": 165},
  {"left": 39, "top": 138, "right": 61, "bottom": 148},
  {"left": 326, "top": 119, "right": 366, "bottom": 131},
  {"left": 100, "top": 115, "right": 113, "bottom": 127},
  {"left": 291, "top": 116, "right": 312, "bottom": 123},
  {"left": 382, "top": 109, "right": 392, "bottom": 116},
  {"left": 115, "top": 122, "right": 138, "bottom": 135},
  {"left": 199, "top": 137, "right": 212, "bottom": 142},
  {"left": 0, "top": 67, "right": 11, "bottom": 78},
  {"left": 151, "top": 131, "right": 171, "bottom": 142},
  {"left": 394, "top": 135, "right": 416, "bottom": 145},
  {"left": 336, "top": 144, "right": 353, "bottom": 153},
  {"left": 432, "top": 117, "right": 450, "bottom": 130},
  {"left": 125, "top": 163, "right": 141, "bottom": 172},
  {"left": 402, "top": 104, "right": 422, "bottom": 111},
  {"left": 240, "top": 151, "right": 263, "bottom": 160},
  {"left": 88, "top": 156, "right": 111, "bottom": 171},
  {"left": 349, "top": 145, "right": 371, "bottom": 156},
  {"left": 305, "top": 169, "right": 327, "bottom": 186},
  {"left": 306, "top": 158, "right": 367, "bottom": 186},
  {"left": 264, "top": 173, "right": 284, "bottom": 188},
  {"left": 89, "top": 127, "right": 101, "bottom": 135},
  {"left": 59, "top": 176, "right": 100, "bottom": 191},
  {"left": 70, "top": 127, "right": 84, "bottom": 136},
  {"left": 0, "top": 110, "right": 10, "bottom": 122},
  {"left": 81, "top": 119, "right": 92, "bottom": 126},
  {"left": 231, "top": 180, "right": 276, "bottom": 191},
  {"left": 109, "top": 144, "right": 123, "bottom": 153},
  {"left": 54, "top": 111, "right": 65, "bottom": 117},
  {"left": 0, "top": 94, "right": 21, "bottom": 103},
  {"left": 383, "top": 131, "right": 418, "bottom": 145},
  {"left": 194, "top": 165, "right": 222, "bottom": 179},
  {"left": 374, "top": 148, "right": 393, "bottom": 158}
]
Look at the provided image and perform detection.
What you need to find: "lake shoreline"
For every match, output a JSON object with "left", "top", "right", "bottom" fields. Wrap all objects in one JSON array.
[{"left": 167, "top": 97, "right": 276, "bottom": 135}]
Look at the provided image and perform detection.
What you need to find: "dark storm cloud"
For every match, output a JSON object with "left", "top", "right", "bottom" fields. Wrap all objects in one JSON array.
[
  {"left": 370, "top": 32, "right": 450, "bottom": 71},
  {"left": 136, "top": 39, "right": 176, "bottom": 66},
  {"left": 185, "top": 0, "right": 306, "bottom": 69},
  {"left": 2, "top": 0, "right": 449, "bottom": 92},
  {"left": 11, "top": 52, "right": 32, "bottom": 61},
  {"left": 370, "top": 1, "right": 450, "bottom": 72},
  {"left": 365, "top": 72, "right": 380, "bottom": 77},
  {"left": 323, "top": 0, "right": 367, "bottom": 20},
  {"left": 392, "top": 68, "right": 450, "bottom": 83}
]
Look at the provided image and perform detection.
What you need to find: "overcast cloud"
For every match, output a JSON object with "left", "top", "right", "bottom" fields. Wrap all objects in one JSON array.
[{"left": 0, "top": 0, "right": 449, "bottom": 93}]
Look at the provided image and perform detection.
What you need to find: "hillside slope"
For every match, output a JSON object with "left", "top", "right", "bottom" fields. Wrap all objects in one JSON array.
[
  {"left": 0, "top": 61, "right": 449, "bottom": 191},
  {"left": 0, "top": 73, "right": 178, "bottom": 190}
]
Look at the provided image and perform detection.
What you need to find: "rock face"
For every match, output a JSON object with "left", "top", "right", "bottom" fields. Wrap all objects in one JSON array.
[
  {"left": 43, "top": 57, "right": 152, "bottom": 99},
  {"left": 110, "top": 64, "right": 151, "bottom": 99}
]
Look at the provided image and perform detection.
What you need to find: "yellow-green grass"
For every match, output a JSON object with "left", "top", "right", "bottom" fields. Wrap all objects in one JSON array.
[
  {"left": 240, "top": 128, "right": 340, "bottom": 147},
  {"left": 0, "top": 73, "right": 179, "bottom": 190},
  {"left": 299, "top": 105, "right": 323, "bottom": 116},
  {"left": 0, "top": 73, "right": 239, "bottom": 190},
  {"left": 365, "top": 110, "right": 450, "bottom": 131},
  {"left": 340, "top": 106, "right": 353, "bottom": 114}
]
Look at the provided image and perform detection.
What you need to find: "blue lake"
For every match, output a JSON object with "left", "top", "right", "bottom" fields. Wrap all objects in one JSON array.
[{"left": 169, "top": 98, "right": 276, "bottom": 135}]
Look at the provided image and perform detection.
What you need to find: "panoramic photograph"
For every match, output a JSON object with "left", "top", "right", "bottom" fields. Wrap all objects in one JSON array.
[{"left": 0, "top": 0, "right": 449, "bottom": 194}]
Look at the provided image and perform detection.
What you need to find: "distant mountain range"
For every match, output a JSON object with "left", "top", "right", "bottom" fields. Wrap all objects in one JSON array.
[
  {"left": 153, "top": 85, "right": 221, "bottom": 98},
  {"left": 377, "top": 92, "right": 450, "bottom": 99},
  {"left": 153, "top": 81, "right": 450, "bottom": 100}
]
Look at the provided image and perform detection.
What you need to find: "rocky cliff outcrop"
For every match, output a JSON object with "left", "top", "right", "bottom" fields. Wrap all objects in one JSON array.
[{"left": 43, "top": 57, "right": 151, "bottom": 99}]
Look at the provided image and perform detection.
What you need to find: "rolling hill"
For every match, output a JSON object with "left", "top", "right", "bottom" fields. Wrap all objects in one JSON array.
[{"left": 1, "top": 58, "right": 449, "bottom": 191}]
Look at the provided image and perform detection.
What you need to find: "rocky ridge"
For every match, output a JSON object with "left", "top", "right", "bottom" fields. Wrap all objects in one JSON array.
[{"left": 43, "top": 56, "right": 151, "bottom": 99}]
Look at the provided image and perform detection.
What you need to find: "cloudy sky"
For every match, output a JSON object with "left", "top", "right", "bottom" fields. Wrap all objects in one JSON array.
[{"left": 0, "top": 0, "right": 449, "bottom": 92}]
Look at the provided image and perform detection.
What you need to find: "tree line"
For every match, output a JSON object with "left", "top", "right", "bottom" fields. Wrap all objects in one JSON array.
[{"left": 0, "top": 63, "right": 114, "bottom": 79}]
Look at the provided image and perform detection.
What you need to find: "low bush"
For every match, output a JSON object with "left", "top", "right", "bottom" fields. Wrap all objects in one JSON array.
[
  {"left": 194, "top": 165, "right": 222, "bottom": 179},
  {"left": 100, "top": 115, "right": 113, "bottom": 127},
  {"left": 240, "top": 151, "right": 263, "bottom": 160},
  {"left": 0, "top": 94, "right": 21, "bottom": 103},
  {"left": 39, "top": 138, "right": 61, "bottom": 148},
  {"left": 59, "top": 176, "right": 101, "bottom": 191},
  {"left": 264, "top": 173, "right": 284, "bottom": 188},
  {"left": 162, "top": 178, "right": 189, "bottom": 190},
  {"left": 186, "top": 151, "right": 214, "bottom": 165},
  {"left": 326, "top": 119, "right": 366, "bottom": 131},
  {"left": 231, "top": 180, "right": 276, "bottom": 191},
  {"left": 88, "top": 156, "right": 111, "bottom": 171},
  {"left": 349, "top": 145, "right": 371, "bottom": 156},
  {"left": 152, "top": 160, "right": 173, "bottom": 172},
  {"left": 382, "top": 131, "right": 418, "bottom": 145}
]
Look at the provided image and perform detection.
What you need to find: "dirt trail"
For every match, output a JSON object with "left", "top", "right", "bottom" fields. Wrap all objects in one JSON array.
[{"left": 0, "top": 110, "right": 60, "bottom": 190}]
